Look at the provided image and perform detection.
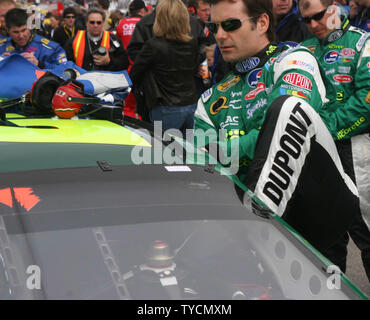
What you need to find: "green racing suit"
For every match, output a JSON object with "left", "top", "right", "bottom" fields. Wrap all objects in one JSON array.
[
  {"left": 302, "top": 19, "right": 370, "bottom": 141},
  {"left": 193, "top": 43, "right": 359, "bottom": 250},
  {"left": 302, "top": 19, "right": 370, "bottom": 279},
  {"left": 194, "top": 42, "right": 326, "bottom": 177}
]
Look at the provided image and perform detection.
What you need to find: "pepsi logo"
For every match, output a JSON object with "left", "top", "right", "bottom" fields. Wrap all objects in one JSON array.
[
  {"left": 324, "top": 51, "right": 339, "bottom": 64},
  {"left": 247, "top": 68, "right": 262, "bottom": 87}
]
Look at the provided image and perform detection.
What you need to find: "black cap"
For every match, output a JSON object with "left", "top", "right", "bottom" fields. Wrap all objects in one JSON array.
[
  {"left": 129, "top": 0, "right": 146, "bottom": 11},
  {"left": 63, "top": 7, "right": 76, "bottom": 18}
]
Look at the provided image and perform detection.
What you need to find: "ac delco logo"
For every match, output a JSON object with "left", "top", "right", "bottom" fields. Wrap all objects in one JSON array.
[
  {"left": 244, "top": 83, "right": 265, "bottom": 100},
  {"left": 340, "top": 48, "right": 355, "bottom": 56},
  {"left": 333, "top": 74, "right": 353, "bottom": 83},
  {"left": 283, "top": 73, "right": 312, "bottom": 91}
]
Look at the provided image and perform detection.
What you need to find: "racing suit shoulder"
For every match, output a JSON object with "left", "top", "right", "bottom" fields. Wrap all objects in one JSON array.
[
  {"left": 271, "top": 45, "right": 327, "bottom": 107},
  {"left": 31, "top": 34, "right": 67, "bottom": 67},
  {"left": 0, "top": 38, "right": 15, "bottom": 55},
  {"left": 32, "top": 34, "right": 62, "bottom": 50}
]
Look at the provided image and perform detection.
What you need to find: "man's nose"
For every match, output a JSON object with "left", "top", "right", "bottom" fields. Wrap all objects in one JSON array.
[
  {"left": 309, "top": 19, "right": 319, "bottom": 28},
  {"left": 215, "top": 26, "right": 227, "bottom": 41}
]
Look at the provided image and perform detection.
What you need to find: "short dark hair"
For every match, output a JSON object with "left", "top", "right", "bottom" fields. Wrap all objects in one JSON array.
[
  {"left": 97, "top": 0, "right": 110, "bottom": 10},
  {"left": 63, "top": 7, "right": 76, "bottom": 18},
  {"left": 86, "top": 8, "right": 106, "bottom": 21},
  {"left": 205, "top": 0, "right": 275, "bottom": 41},
  {"left": 5, "top": 7, "right": 27, "bottom": 29}
]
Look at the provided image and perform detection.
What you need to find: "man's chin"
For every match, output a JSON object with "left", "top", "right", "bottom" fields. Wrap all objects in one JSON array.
[{"left": 220, "top": 51, "right": 238, "bottom": 63}]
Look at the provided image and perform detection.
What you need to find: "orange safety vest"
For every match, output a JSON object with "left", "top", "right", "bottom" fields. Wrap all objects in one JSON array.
[{"left": 72, "top": 30, "right": 111, "bottom": 67}]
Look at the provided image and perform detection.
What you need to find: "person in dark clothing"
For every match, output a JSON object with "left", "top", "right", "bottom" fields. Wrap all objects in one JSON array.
[
  {"left": 43, "top": 14, "right": 61, "bottom": 40},
  {"left": 64, "top": 8, "right": 129, "bottom": 71},
  {"left": 130, "top": 0, "right": 201, "bottom": 135},
  {"left": 127, "top": 1, "right": 208, "bottom": 62},
  {"left": 52, "top": 7, "right": 81, "bottom": 48},
  {"left": 272, "top": 0, "right": 312, "bottom": 44},
  {"left": 127, "top": 0, "right": 208, "bottom": 120},
  {"left": 349, "top": 0, "right": 370, "bottom": 31}
]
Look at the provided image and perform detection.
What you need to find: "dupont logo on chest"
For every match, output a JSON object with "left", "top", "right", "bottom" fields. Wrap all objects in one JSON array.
[
  {"left": 340, "top": 48, "right": 355, "bottom": 57},
  {"left": 283, "top": 73, "right": 312, "bottom": 91},
  {"left": 333, "top": 74, "right": 353, "bottom": 83}
]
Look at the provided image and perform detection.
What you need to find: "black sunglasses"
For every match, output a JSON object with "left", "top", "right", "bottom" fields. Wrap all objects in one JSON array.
[
  {"left": 301, "top": 7, "right": 329, "bottom": 24},
  {"left": 65, "top": 15, "right": 75, "bottom": 19},
  {"left": 206, "top": 17, "right": 252, "bottom": 34},
  {"left": 89, "top": 20, "right": 103, "bottom": 25}
]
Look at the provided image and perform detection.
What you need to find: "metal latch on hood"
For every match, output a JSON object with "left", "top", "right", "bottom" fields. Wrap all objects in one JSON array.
[{"left": 97, "top": 160, "right": 112, "bottom": 172}]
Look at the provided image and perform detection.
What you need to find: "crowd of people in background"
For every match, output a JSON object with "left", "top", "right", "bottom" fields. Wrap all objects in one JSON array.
[{"left": 0, "top": 0, "right": 369, "bottom": 284}]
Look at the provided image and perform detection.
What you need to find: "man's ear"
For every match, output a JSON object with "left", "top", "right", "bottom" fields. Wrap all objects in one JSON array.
[{"left": 257, "top": 12, "right": 269, "bottom": 36}]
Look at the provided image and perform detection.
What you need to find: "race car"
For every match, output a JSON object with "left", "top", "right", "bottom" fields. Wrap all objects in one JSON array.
[{"left": 0, "top": 100, "right": 368, "bottom": 300}]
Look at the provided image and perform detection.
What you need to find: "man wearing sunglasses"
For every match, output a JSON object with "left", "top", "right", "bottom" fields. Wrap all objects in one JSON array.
[
  {"left": 65, "top": 8, "right": 129, "bottom": 71},
  {"left": 300, "top": 0, "right": 370, "bottom": 282},
  {"left": 52, "top": 7, "right": 80, "bottom": 48},
  {"left": 194, "top": 0, "right": 359, "bottom": 251}
]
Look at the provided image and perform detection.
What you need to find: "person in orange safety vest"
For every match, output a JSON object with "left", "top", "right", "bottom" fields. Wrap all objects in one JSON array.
[{"left": 64, "top": 8, "right": 129, "bottom": 71}]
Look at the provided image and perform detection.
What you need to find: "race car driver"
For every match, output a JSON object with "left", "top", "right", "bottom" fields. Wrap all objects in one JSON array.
[
  {"left": 194, "top": 0, "right": 359, "bottom": 252},
  {"left": 0, "top": 8, "right": 67, "bottom": 68},
  {"left": 300, "top": 0, "right": 370, "bottom": 281}
]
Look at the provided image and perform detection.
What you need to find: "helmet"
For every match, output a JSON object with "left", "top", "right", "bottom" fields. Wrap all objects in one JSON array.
[
  {"left": 52, "top": 82, "right": 84, "bottom": 119},
  {"left": 30, "top": 72, "right": 64, "bottom": 114}
]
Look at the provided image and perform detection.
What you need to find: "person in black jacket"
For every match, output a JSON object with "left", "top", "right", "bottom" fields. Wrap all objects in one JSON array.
[
  {"left": 64, "top": 8, "right": 129, "bottom": 71},
  {"left": 127, "top": 0, "right": 208, "bottom": 120},
  {"left": 130, "top": 0, "right": 201, "bottom": 135},
  {"left": 52, "top": 7, "right": 81, "bottom": 48},
  {"left": 127, "top": 0, "right": 208, "bottom": 62},
  {"left": 272, "top": 0, "right": 312, "bottom": 44}
]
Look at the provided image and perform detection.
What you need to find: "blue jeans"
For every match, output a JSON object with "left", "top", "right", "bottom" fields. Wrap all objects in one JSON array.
[{"left": 150, "top": 104, "right": 197, "bottom": 137}]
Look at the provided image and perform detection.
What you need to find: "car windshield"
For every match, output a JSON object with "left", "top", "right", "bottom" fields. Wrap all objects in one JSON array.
[{"left": 0, "top": 165, "right": 361, "bottom": 300}]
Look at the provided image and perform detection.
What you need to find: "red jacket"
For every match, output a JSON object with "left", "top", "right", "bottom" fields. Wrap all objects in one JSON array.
[{"left": 116, "top": 16, "right": 141, "bottom": 50}]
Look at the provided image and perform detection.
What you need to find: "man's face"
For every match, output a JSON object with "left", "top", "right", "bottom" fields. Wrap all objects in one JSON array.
[
  {"left": 0, "top": 4, "right": 16, "bottom": 27},
  {"left": 272, "top": 0, "right": 293, "bottom": 16},
  {"left": 64, "top": 13, "right": 76, "bottom": 29},
  {"left": 300, "top": 0, "right": 336, "bottom": 39},
  {"left": 210, "top": 0, "right": 268, "bottom": 62},
  {"left": 50, "top": 16, "right": 59, "bottom": 29},
  {"left": 197, "top": 0, "right": 211, "bottom": 22},
  {"left": 87, "top": 13, "right": 104, "bottom": 37},
  {"left": 8, "top": 24, "right": 31, "bottom": 48}
]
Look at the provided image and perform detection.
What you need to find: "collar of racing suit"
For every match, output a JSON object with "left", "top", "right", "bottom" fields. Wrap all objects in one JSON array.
[
  {"left": 321, "top": 18, "right": 351, "bottom": 46},
  {"left": 233, "top": 42, "right": 282, "bottom": 75}
]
